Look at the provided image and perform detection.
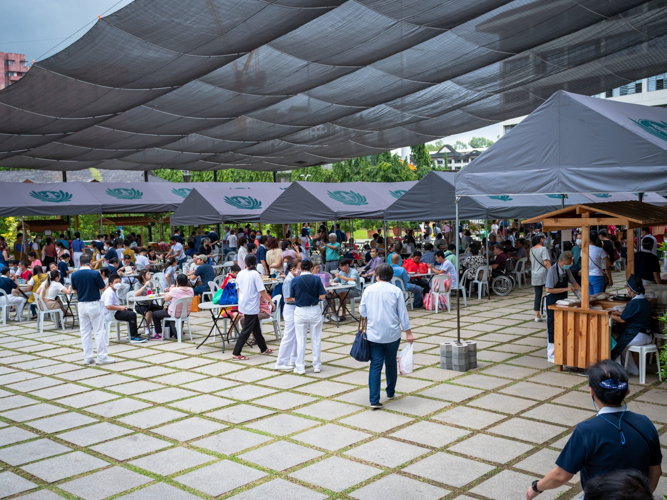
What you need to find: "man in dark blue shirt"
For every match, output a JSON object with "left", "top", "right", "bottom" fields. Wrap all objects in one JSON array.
[
  {"left": 207, "top": 228, "right": 219, "bottom": 244},
  {"left": 291, "top": 260, "right": 326, "bottom": 375},
  {"left": 0, "top": 267, "right": 27, "bottom": 320},
  {"left": 103, "top": 242, "right": 117, "bottom": 264},
  {"left": 189, "top": 255, "right": 215, "bottom": 299},
  {"left": 58, "top": 253, "right": 70, "bottom": 282},
  {"left": 70, "top": 254, "right": 114, "bottom": 365},
  {"left": 71, "top": 231, "right": 86, "bottom": 268},
  {"left": 256, "top": 236, "right": 268, "bottom": 275},
  {"left": 610, "top": 275, "right": 653, "bottom": 368}
]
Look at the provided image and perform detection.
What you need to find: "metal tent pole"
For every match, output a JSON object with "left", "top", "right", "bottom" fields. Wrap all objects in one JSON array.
[
  {"left": 383, "top": 220, "right": 388, "bottom": 262},
  {"left": 486, "top": 217, "right": 490, "bottom": 301},
  {"left": 21, "top": 217, "right": 26, "bottom": 259},
  {"left": 455, "top": 198, "right": 461, "bottom": 343}
]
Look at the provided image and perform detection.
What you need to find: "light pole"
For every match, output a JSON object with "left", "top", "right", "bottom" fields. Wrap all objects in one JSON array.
[{"left": 182, "top": 170, "right": 191, "bottom": 183}]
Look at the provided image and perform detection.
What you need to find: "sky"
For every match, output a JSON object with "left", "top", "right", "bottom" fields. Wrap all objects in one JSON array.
[{"left": 1, "top": 0, "right": 503, "bottom": 147}]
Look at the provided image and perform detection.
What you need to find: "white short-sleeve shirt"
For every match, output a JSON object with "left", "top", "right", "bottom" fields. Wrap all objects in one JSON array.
[
  {"left": 102, "top": 287, "right": 119, "bottom": 320},
  {"left": 44, "top": 281, "right": 65, "bottom": 301},
  {"left": 236, "top": 269, "right": 265, "bottom": 315}
]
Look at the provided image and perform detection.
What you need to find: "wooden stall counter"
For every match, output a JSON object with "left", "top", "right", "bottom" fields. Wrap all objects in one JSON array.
[{"left": 549, "top": 305, "right": 611, "bottom": 371}]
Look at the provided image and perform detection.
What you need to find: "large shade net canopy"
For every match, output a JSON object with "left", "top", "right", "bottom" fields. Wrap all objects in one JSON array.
[
  {"left": 2, "top": 1, "right": 667, "bottom": 172},
  {"left": 261, "top": 181, "right": 417, "bottom": 223},
  {"left": 170, "top": 183, "right": 288, "bottom": 225},
  {"left": 384, "top": 171, "right": 666, "bottom": 221},
  {"left": 455, "top": 90, "right": 667, "bottom": 196},
  {"left": 0, "top": 182, "right": 207, "bottom": 216}
]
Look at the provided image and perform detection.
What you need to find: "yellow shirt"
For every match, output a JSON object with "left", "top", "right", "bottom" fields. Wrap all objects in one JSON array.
[
  {"left": 122, "top": 248, "right": 136, "bottom": 264},
  {"left": 28, "top": 274, "right": 46, "bottom": 304}
]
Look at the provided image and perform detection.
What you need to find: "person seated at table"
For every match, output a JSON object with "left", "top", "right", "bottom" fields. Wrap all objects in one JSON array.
[
  {"left": 107, "top": 257, "right": 122, "bottom": 276},
  {"left": 0, "top": 266, "right": 27, "bottom": 321},
  {"left": 635, "top": 238, "right": 662, "bottom": 286},
  {"left": 188, "top": 254, "right": 215, "bottom": 299},
  {"left": 544, "top": 251, "right": 580, "bottom": 363},
  {"left": 152, "top": 273, "right": 194, "bottom": 340},
  {"left": 461, "top": 244, "right": 484, "bottom": 292},
  {"left": 386, "top": 243, "right": 402, "bottom": 265},
  {"left": 55, "top": 241, "right": 68, "bottom": 261},
  {"left": 390, "top": 254, "right": 423, "bottom": 308},
  {"left": 120, "top": 240, "right": 135, "bottom": 264},
  {"left": 421, "top": 243, "right": 435, "bottom": 265},
  {"left": 57, "top": 252, "right": 70, "bottom": 283},
  {"left": 133, "top": 269, "right": 161, "bottom": 339},
  {"left": 510, "top": 238, "right": 527, "bottom": 260},
  {"left": 99, "top": 267, "right": 110, "bottom": 289},
  {"left": 331, "top": 258, "right": 361, "bottom": 322},
  {"left": 183, "top": 241, "right": 196, "bottom": 260},
  {"left": 403, "top": 251, "right": 430, "bottom": 295},
  {"left": 433, "top": 233, "right": 446, "bottom": 251},
  {"left": 16, "top": 260, "right": 33, "bottom": 282},
  {"left": 163, "top": 257, "right": 179, "bottom": 289},
  {"left": 120, "top": 255, "right": 136, "bottom": 284},
  {"left": 27, "top": 252, "right": 42, "bottom": 271},
  {"left": 610, "top": 275, "right": 654, "bottom": 376},
  {"left": 26, "top": 265, "right": 47, "bottom": 319},
  {"left": 428, "top": 250, "right": 457, "bottom": 290},
  {"left": 134, "top": 248, "right": 150, "bottom": 271},
  {"left": 443, "top": 244, "right": 457, "bottom": 267},
  {"left": 147, "top": 248, "right": 161, "bottom": 270},
  {"left": 36, "top": 269, "right": 71, "bottom": 318},
  {"left": 461, "top": 230, "right": 473, "bottom": 248},
  {"left": 364, "top": 241, "right": 377, "bottom": 263},
  {"left": 490, "top": 244, "right": 508, "bottom": 279},
  {"left": 87, "top": 241, "right": 103, "bottom": 270},
  {"left": 102, "top": 240, "right": 116, "bottom": 265},
  {"left": 103, "top": 274, "right": 145, "bottom": 343},
  {"left": 165, "top": 236, "right": 185, "bottom": 268},
  {"left": 361, "top": 249, "right": 382, "bottom": 281}
]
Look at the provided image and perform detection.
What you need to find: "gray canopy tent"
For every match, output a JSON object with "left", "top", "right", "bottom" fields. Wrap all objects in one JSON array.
[
  {"left": 170, "top": 183, "right": 289, "bottom": 225},
  {"left": 261, "top": 181, "right": 417, "bottom": 223},
  {"left": 455, "top": 91, "right": 667, "bottom": 196}
]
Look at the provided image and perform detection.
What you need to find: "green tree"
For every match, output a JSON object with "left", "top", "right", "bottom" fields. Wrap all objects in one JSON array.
[
  {"left": 454, "top": 140, "right": 467, "bottom": 150},
  {"left": 410, "top": 144, "right": 433, "bottom": 180},
  {"left": 426, "top": 139, "right": 444, "bottom": 152},
  {"left": 468, "top": 136, "right": 494, "bottom": 149}
]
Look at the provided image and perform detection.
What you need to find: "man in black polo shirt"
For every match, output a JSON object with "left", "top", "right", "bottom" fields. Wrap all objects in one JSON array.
[
  {"left": 291, "top": 261, "right": 326, "bottom": 375},
  {"left": 71, "top": 254, "right": 114, "bottom": 365}
]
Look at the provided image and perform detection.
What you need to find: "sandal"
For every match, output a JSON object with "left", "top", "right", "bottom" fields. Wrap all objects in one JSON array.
[
  {"left": 261, "top": 348, "right": 273, "bottom": 355},
  {"left": 247, "top": 338, "right": 257, "bottom": 347},
  {"left": 232, "top": 355, "right": 249, "bottom": 361}
]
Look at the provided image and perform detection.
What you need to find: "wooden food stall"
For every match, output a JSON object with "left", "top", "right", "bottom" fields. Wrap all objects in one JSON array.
[{"left": 524, "top": 201, "right": 667, "bottom": 371}]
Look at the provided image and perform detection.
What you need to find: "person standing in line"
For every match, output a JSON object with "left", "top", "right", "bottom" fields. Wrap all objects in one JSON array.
[
  {"left": 232, "top": 254, "right": 274, "bottom": 361},
  {"left": 274, "top": 259, "right": 302, "bottom": 370},
  {"left": 291, "top": 260, "right": 326, "bottom": 374},
  {"left": 589, "top": 233, "right": 612, "bottom": 294},
  {"left": 359, "top": 263, "right": 412, "bottom": 410},
  {"left": 640, "top": 227, "right": 658, "bottom": 255},
  {"left": 70, "top": 254, "right": 114, "bottom": 365},
  {"left": 529, "top": 233, "right": 551, "bottom": 322},
  {"left": 544, "top": 251, "right": 580, "bottom": 363},
  {"left": 71, "top": 232, "right": 85, "bottom": 268}
]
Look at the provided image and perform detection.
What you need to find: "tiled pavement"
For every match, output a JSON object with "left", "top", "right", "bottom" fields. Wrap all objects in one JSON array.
[{"left": 0, "top": 274, "right": 665, "bottom": 499}]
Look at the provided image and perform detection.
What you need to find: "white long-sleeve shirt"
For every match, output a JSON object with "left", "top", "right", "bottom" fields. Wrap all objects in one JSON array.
[{"left": 359, "top": 281, "right": 410, "bottom": 344}]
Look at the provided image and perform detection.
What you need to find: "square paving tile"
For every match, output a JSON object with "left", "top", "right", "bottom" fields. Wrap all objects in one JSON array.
[
  {"left": 489, "top": 417, "right": 568, "bottom": 444},
  {"left": 30, "top": 384, "right": 91, "bottom": 401},
  {"left": 193, "top": 428, "right": 272, "bottom": 455},
  {"left": 636, "top": 389, "right": 667, "bottom": 405},
  {"left": 259, "top": 374, "right": 314, "bottom": 389},
  {"left": 449, "top": 434, "right": 533, "bottom": 464},
  {"left": 290, "top": 456, "right": 382, "bottom": 492},
  {"left": 0, "top": 426, "right": 39, "bottom": 447},
  {"left": 57, "top": 422, "right": 133, "bottom": 447},
  {"left": 1, "top": 403, "right": 66, "bottom": 422},
  {"left": 499, "top": 382, "right": 564, "bottom": 401},
  {"left": 470, "top": 470, "right": 569, "bottom": 500},
  {"left": 403, "top": 452, "right": 495, "bottom": 488},
  {"left": 175, "top": 460, "right": 267, "bottom": 496},
  {"left": 294, "top": 423, "right": 371, "bottom": 451},
  {"left": 384, "top": 395, "right": 450, "bottom": 416},
  {"left": 552, "top": 391, "right": 596, "bottom": 409},
  {"left": 114, "top": 483, "right": 201, "bottom": 500},
  {"left": 408, "top": 367, "right": 463, "bottom": 382},
  {"left": 60, "top": 466, "right": 152, "bottom": 500},
  {"left": 239, "top": 440, "right": 323, "bottom": 471},
  {"left": 0, "top": 438, "right": 71, "bottom": 465},
  {"left": 153, "top": 417, "right": 227, "bottom": 442},
  {"left": 7, "top": 377, "right": 63, "bottom": 392},
  {"left": 226, "top": 478, "right": 326, "bottom": 500},
  {"left": 0, "top": 471, "right": 37, "bottom": 498},
  {"left": 56, "top": 391, "right": 119, "bottom": 408},
  {"left": 391, "top": 421, "right": 470, "bottom": 448},
  {"left": 21, "top": 451, "right": 108, "bottom": 482},
  {"left": 340, "top": 410, "right": 413, "bottom": 433},
  {"left": 26, "top": 412, "right": 98, "bottom": 433},
  {"left": 129, "top": 446, "right": 215, "bottom": 475},
  {"left": 135, "top": 387, "right": 199, "bottom": 404},
  {"left": 168, "top": 394, "right": 234, "bottom": 413},
  {"left": 206, "top": 404, "right": 274, "bottom": 424},
  {"left": 522, "top": 404, "right": 595, "bottom": 426},
  {"left": 296, "top": 380, "right": 355, "bottom": 397},
  {"left": 0, "top": 395, "right": 39, "bottom": 412},
  {"left": 350, "top": 473, "right": 450, "bottom": 500},
  {"left": 85, "top": 399, "right": 151, "bottom": 418},
  {"left": 106, "top": 380, "right": 164, "bottom": 395},
  {"left": 294, "top": 400, "right": 361, "bottom": 420},
  {"left": 432, "top": 406, "right": 505, "bottom": 429},
  {"left": 193, "top": 362, "right": 244, "bottom": 376},
  {"left": 468, "top": 393, "right": 536, "bottom": 415},
  {"left": 151, "top": 371, "right": 207, "bottom": 385},
  {"left": 453, "top": 374, "right": 510, "bottom": 390},
  {"left": 247, "top": 414, "right": 318, "bottom": 436},
  {"left": 217, "top": 385, "right": 277, "bottom": 401},
  {"left": 222, "top": 368, "right": 275, "bottom": 383},
  {"left": 526, "top": 372, "right": 585, "bottom": 388},
  {"left": 481, "top": 364, "right": 540, "bottom": 380},
  {"left": 254, "top": 392, "right": 317, "bottom": 411},
  {"left": 90, "top": 433, "right": 171, "bottom": 460},
  {"left": 180, "top": 378, "right": 239, "bottom": 393},
  {"left": 416, "top": 384, "right": 484, "bottom": 403},
  {"left": 514, "top": 448, "right": 563, "bottom": 476},
  {"left": 117, "top": 407, "right": 188, "bottom": 429},
  {"left": 345, "top": 437, "right": 428, "bottom": 467}
]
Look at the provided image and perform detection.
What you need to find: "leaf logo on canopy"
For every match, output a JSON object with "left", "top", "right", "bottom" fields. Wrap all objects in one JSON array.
[
  {"left": 488, "top": 195, "right": 513, "bottom": 201},
  {"left": 389, "top": 190, "right": 407, "bottom": 199},
  {"left": 630, "top": 119, "right": 667, "bottom": 142},
  {"left": 591, "top": 193, "right": 611, "bottom": 198},
  {"left": 327, "top": 190, "right": 368, "bottom": 206},
  {"left": 545, "top": 194, "right": 562, "bottom": 199},
  {"left": 224, "top": 196, "right": 262, "bottom": 210},
  {"left": 106, "top": 188, "right": 143, "bottom": 200},
  {"left": 29, "top": 190, "right": 72, "bottom": 203},
  {"left": 172, "top": 188, "right": 192, "bottom": 199}
]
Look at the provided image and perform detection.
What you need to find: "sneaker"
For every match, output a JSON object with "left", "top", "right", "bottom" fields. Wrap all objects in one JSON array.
[
  {"left": 313, "top": 367, "right": 321, "bottom": 373},
  {"left": 83, "top": 358, "right": 96, "bottom": 366},
  {"left": 370, "top": 402, "right": 383, "bottom": 410},
  {"left": 534, "top": 317, "right": 544, "bottom": 323},
  {"left": 293, "top": 368, "right": 306, "bottom": 375},
  {"left": 96, "top": 357, "right": 116, "bottom": 365},
  {"left": 130, "top": 336, "right": 148, "bottom": 344},
  {"left": 151, "top": 333, "right": 162, "bottom": 340},
  {"left": 274, "top": 364, "right": 293, "bottom": 370},
  {"left": 386, "top": 394, "right": 395, "bottom": 399}
]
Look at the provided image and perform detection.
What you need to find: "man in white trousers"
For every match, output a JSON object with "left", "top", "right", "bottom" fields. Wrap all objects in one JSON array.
[
  {"left": 291, "top": 260, "right": 326, "bottom": 374},
  {"left": 274, "top": 259, "right": 301, "bottom": 370},
  {"left": 70, "top": 254, "right": 115, "bottom": 365}
]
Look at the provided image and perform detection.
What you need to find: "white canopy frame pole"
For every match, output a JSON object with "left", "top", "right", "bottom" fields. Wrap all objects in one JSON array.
[
  {"left": 21, "top": 216, "right": 26, "bottom": 259},
  {"left": 455, "top": 198, "right": 461, "bottom": 343},
  {"left": 383, "top": 220, "right": 388, "bottom": 263},
  {"left": 99, "top": 213, "right": 103, "bottom": 236},
  {"left": 485, "top": 217, "right": 490, "bottom": 301}
]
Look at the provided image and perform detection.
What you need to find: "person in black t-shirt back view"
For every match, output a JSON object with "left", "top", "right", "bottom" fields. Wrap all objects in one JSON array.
[{"left": 599, "top": 228, "right": 615, "bottom": 263}]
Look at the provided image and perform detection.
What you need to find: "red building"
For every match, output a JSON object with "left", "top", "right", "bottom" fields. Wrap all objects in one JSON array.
[{"left": 1, "top": 52, "right": 29, "bottom": 89}]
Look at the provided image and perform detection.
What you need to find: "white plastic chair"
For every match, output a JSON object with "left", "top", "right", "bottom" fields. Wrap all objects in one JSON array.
[
  {"left": 261, "top": 295, "right": 282, "bottom": 340},
  {"left": 116, "top": 283, "right": 131, "bottom": 306},
  {"left": 202, "top": 281, "right": 219, "bottom": 303},
  {"left": 160, "top": 297, "right": 193, "bottom": 342},
  {"left": 349, "top": 281, "right": 365, "bottom": 318},
  {"left": 34, "top": 294, "right": 64, "bottom": 333},
  {"left": 624, "top": 344, "right": 662, "bottom": 385},
  {"left": 390, "top": 277, "right": 413, "bottom": 310},
  {"left": 151, "top": 272, "right": 165, "bottom": 290},
  {"left": 469, "top": 265, "right": 489, "bottom": 300},
  {"left": 513, "top": 257, "right": 528, "bottom": 288},
  {"left": 430, "top": 274, "right": 452, "bottom": 313},
  {"left": 0, "top": 289, "right": 23, "bottom": 325},
  {"left": 225, "top": 252, "right": 236, "bottom": 263},
  {"left": 104, "top": 317, "right": 126, "bottom": 345},
  {"left": 214, "top": 275, "right": 226, "bottom": 287}
]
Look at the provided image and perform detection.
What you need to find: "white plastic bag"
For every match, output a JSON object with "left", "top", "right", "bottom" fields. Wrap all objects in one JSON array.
[{"left": 398, "top": 343, "right": 414, "bottom": 375}]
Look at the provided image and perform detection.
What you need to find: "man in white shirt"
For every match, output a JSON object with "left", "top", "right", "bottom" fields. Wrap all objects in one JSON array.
[
  {"left": 102, "top": 275, "right": 144, "bottom": 343},
  {"left": 134, "top": 248, "right": 150, "bottom": 271},
  {"left": 428, "top": 251, "right": 458, "bottom": 288},
  {"left": 166, "top": 236, "right": 185, "bottom": 267},
  {"left": 359, "top": 263, "right": 412, "bottom": 410},
  {"left": 227, "top": 230, "right": 238, "bottom": 251},
  {"left": 641, "top": 227, "right": 658, "bottom": 256},
  {"left": 232, "top": 254, "right": 274, "bottom": 360}
]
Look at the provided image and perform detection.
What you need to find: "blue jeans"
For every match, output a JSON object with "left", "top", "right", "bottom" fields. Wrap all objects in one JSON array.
[
  {"left": 368, "top": 339, "right": 400, "bottom": 405},
  {"left": 193, "top": 284, "right": 209, "bottom": 298},
  {"left": 405, "top": 283, "right": 423, "bottom": 308},
  {"left": 589, "top": 275, "right": 605, "bottom": 295}
]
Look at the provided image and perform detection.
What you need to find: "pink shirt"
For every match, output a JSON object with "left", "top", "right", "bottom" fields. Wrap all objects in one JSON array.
[
  {"left": 167, "top": 286, "right": 194, "bottom": 317},
  {"left": 31, "top": 259, "right": 42, "bottom": 270}
]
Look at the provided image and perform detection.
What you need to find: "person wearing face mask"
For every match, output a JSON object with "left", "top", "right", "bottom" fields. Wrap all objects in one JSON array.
[
  {"left": 525, "top": 360, "right": 661, "bottom": 500},
  {"left": 529, "top": 233, "right": 551, "bottom": 322},
  {"left": 274, "top": 259, "right": 301, "bottom": 370},
  {"left": 544, "top": 251, "right": 580, "bottom": 363},
  {"left": 102, "top": 275, "right": 145, "bottom": 343}
]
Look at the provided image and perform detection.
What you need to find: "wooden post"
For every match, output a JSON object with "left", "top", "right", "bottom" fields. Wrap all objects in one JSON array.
[
  {"left": 74, "top": 215, "right": 80, "bottom": 232},
  {"left": 581, "top": 227, "right": 590, "bottom": 310}
]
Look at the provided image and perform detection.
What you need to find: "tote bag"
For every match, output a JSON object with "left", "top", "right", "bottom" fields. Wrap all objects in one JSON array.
[{"left": 350, "top": 317, "right": 370, "bottom": 362}]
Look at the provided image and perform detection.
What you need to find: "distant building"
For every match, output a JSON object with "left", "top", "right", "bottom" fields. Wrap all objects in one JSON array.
[
  {"left": 1, "top": 52, "right": 29, "bottom": 89},
  {"left": 429, "top": 145, "right": 488, "bottom": 171}
]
